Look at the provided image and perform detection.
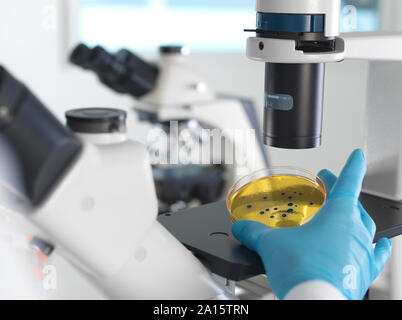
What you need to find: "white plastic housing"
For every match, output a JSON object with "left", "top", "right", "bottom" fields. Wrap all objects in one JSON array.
[
  {"left": 74, "top": 132, "right": 127, "bottom": 145},
  {"left": 256, "top": 0, "right": 341, "bottom": 37},
  {"left": 327, "top": 32, "right": 402, "bottom": 301},
  {"left": 339, "top": 33, "right": 402, "bottom": 201},
  {"left": 363, "top": 61, "right": 402, "bottom": 201},
  {"left": 92, "top": 221, "right": 224, "bottom": 299},
  {"left": 27, "top": 136, "right": 230, "bottom": 299},
  {"left": 343, "top": 32, "right": 402, "bottom": 61},
  {"left": 247, "top": 37, "right": 345, "bottom": 64},
  {"left": 31, "top": 142, "right": 158, "bottom": 277},
  {"left": 142, "top": 53, "right": 215, "bottom": 109}
]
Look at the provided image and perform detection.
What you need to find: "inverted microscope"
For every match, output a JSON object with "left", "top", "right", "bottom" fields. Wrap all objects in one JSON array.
[
  {"left": 1, "top": 0, "right": 402, "bottom": 299},
  {"left": 69, "top": 43, "right": 268, "bottom": 214},
  {"left": 161, "top": 0, "right": 402, "bottom": 298}
]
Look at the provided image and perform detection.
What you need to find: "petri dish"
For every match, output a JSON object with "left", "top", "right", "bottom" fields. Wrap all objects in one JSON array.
[{"left": 227, "top": 167, "right": 326, "bottom": 228}]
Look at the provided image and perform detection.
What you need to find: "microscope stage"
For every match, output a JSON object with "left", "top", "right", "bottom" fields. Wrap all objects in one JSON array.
[
  {"left": 158, "top": 201, "right": 264, "bottom": 281},
  {"left": 158, "top": 193, "right": 402, "bottom": 281}
]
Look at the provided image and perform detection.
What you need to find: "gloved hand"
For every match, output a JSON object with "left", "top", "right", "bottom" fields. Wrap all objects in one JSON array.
[{"left": 232, "top": 149, "right": 392, "bottom": 300}]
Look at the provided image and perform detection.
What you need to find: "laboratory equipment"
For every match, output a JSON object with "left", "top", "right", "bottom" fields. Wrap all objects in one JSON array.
[
  {"left": 0, "top": 66, "right": 234, "bottom": 299},
  {"left": 246, "top": 0, "right": 345, "bottom": 149},
  {"left": 164, "top": 1, "right": 402, "bottom": 300},
  {"left": 70, "top": 44, "right": 268, "bottom": 213},
  {"left": 227, "top": 168, "right": 326, "bottom": 228},
  {"left": 70, "top": 44, "right": 159, "bottom": 99},
  {"left": 243, "top": 0, "right": 402, "bottom": 298},
  {"left": 1, "top": 0, "right": 402, "bottom": 300}
]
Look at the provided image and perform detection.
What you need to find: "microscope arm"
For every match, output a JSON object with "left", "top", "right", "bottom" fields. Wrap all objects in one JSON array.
[
  {"left": 30, "top": 143, "right": 227, "bottom": 299},
  {"left": 0, "top": 66, "right": 229, "bottom": 299}
]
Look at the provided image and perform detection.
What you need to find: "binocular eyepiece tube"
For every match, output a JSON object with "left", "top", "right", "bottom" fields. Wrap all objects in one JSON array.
[
  {"left": 0, "top": 67, "right": 82, "bottom": 206},
  {"left": 70, "top": 43, "right": 159, "bottom": 98}
]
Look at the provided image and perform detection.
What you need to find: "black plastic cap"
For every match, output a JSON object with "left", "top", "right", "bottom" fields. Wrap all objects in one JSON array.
[
  {"left": 66, "top": 108, "right": 127, "bottom": 134},
  {"left": 159, "top": 45, "right": 188, "bottom": 55},
  {"left": 0, "top": 66, "right": 82, "bottom": 206}
]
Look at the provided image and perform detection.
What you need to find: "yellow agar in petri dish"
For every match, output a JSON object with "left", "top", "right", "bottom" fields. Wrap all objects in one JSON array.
[{"left": 228, "top": 175, "right": 326, "bottom": 228}]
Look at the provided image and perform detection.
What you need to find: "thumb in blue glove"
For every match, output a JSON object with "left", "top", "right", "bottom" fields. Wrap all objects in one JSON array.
[{"left": 232, "top": 149, "right": 392, "bottom": 300}]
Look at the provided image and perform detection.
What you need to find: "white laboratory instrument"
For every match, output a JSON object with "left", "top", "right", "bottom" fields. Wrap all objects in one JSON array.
[
  {"left": 244, "top": 0, "right": 402, "bottom": 300},
  {"left": 70, "top": 44, "right": 269, "bottom": 213},
  {"left": 1, "top": 0, "right": 402, "bottom": 301},
  {"left": 0, "top": 65, "right": 237, "bottom": 299}
]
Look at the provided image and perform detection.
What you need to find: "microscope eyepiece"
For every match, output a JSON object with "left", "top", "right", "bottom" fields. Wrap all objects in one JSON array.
[
  {"left": 87, "top": 46, "right": 124, "bottom": 77},
  {"left": 66, "top": 108, "right": 127, "bottom": 134},
  {"left": 0, "top": 66, "right": 82, "bottom": 206},
  {"left": 70, "top": 43, "right": 159, "bottom": 98},
  {"left": 70, "top": 43, "right": 92, "bottom": 69}
]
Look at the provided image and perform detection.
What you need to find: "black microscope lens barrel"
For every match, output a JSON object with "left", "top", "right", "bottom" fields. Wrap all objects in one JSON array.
[
  {"left": 70, "top": 43, "right": 92, "bottom": 69},
  {"left": 263, "top": 62, "right": 325, "bottom": 149},
  {"left": 70, "top": 44, "right": 159, "bottom": 98}
]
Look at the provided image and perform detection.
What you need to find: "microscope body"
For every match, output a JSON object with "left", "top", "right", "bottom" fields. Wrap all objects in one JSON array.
[
  {"left": 58, "top": 1, "right": 402, "bottom": 300},
  {"left": 140, "top": 49, "right": 215, "bottom": 108},
  {"left": 71, "top": 44, "right": 268, "bottom": 212},
  {"left": 31, "top": 140, "right": 156, "bottom": 277},
  {"left": 359, "top": 55, "right": 402, "bottom": 202},
  {"left": 5, "top": 0, "right": 402, "bottom": 300},
  {"left": 135, "top": 49, "right": 268, "bottom": 192},
  {"left": 243, "top": 0, "right": 402, "bottom": 299},
  {"left": 25, "top": 131, "right": 227, "bottom": 299},
  {"left": 0, "top": 65, "right": 232, "bottom": 299}
]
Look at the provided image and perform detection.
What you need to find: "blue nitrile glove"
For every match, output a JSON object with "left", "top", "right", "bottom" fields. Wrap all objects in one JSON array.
[{"left": 232, "top": 149, "right": 392, "bottom": 300}]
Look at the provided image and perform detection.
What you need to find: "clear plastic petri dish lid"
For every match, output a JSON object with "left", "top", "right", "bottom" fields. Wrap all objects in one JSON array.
[{"left": 226, "top": 167, "right": 327, "bottom": 228}]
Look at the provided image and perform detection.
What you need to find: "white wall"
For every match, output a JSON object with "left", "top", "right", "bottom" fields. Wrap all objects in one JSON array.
[
  {"left": 380, "top": 0, "right": 402, "bottom": 31},
  {"left": 0, "top": 0, "right": 134, "bottom": 120}
]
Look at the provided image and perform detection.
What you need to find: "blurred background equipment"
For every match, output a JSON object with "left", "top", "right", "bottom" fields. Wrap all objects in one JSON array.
[
  {"left": 0, "top": 66, "right": 236, "bottom": 300},
  {"left": 70, "top": 43, "right": 269, "bottom": 213}
]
